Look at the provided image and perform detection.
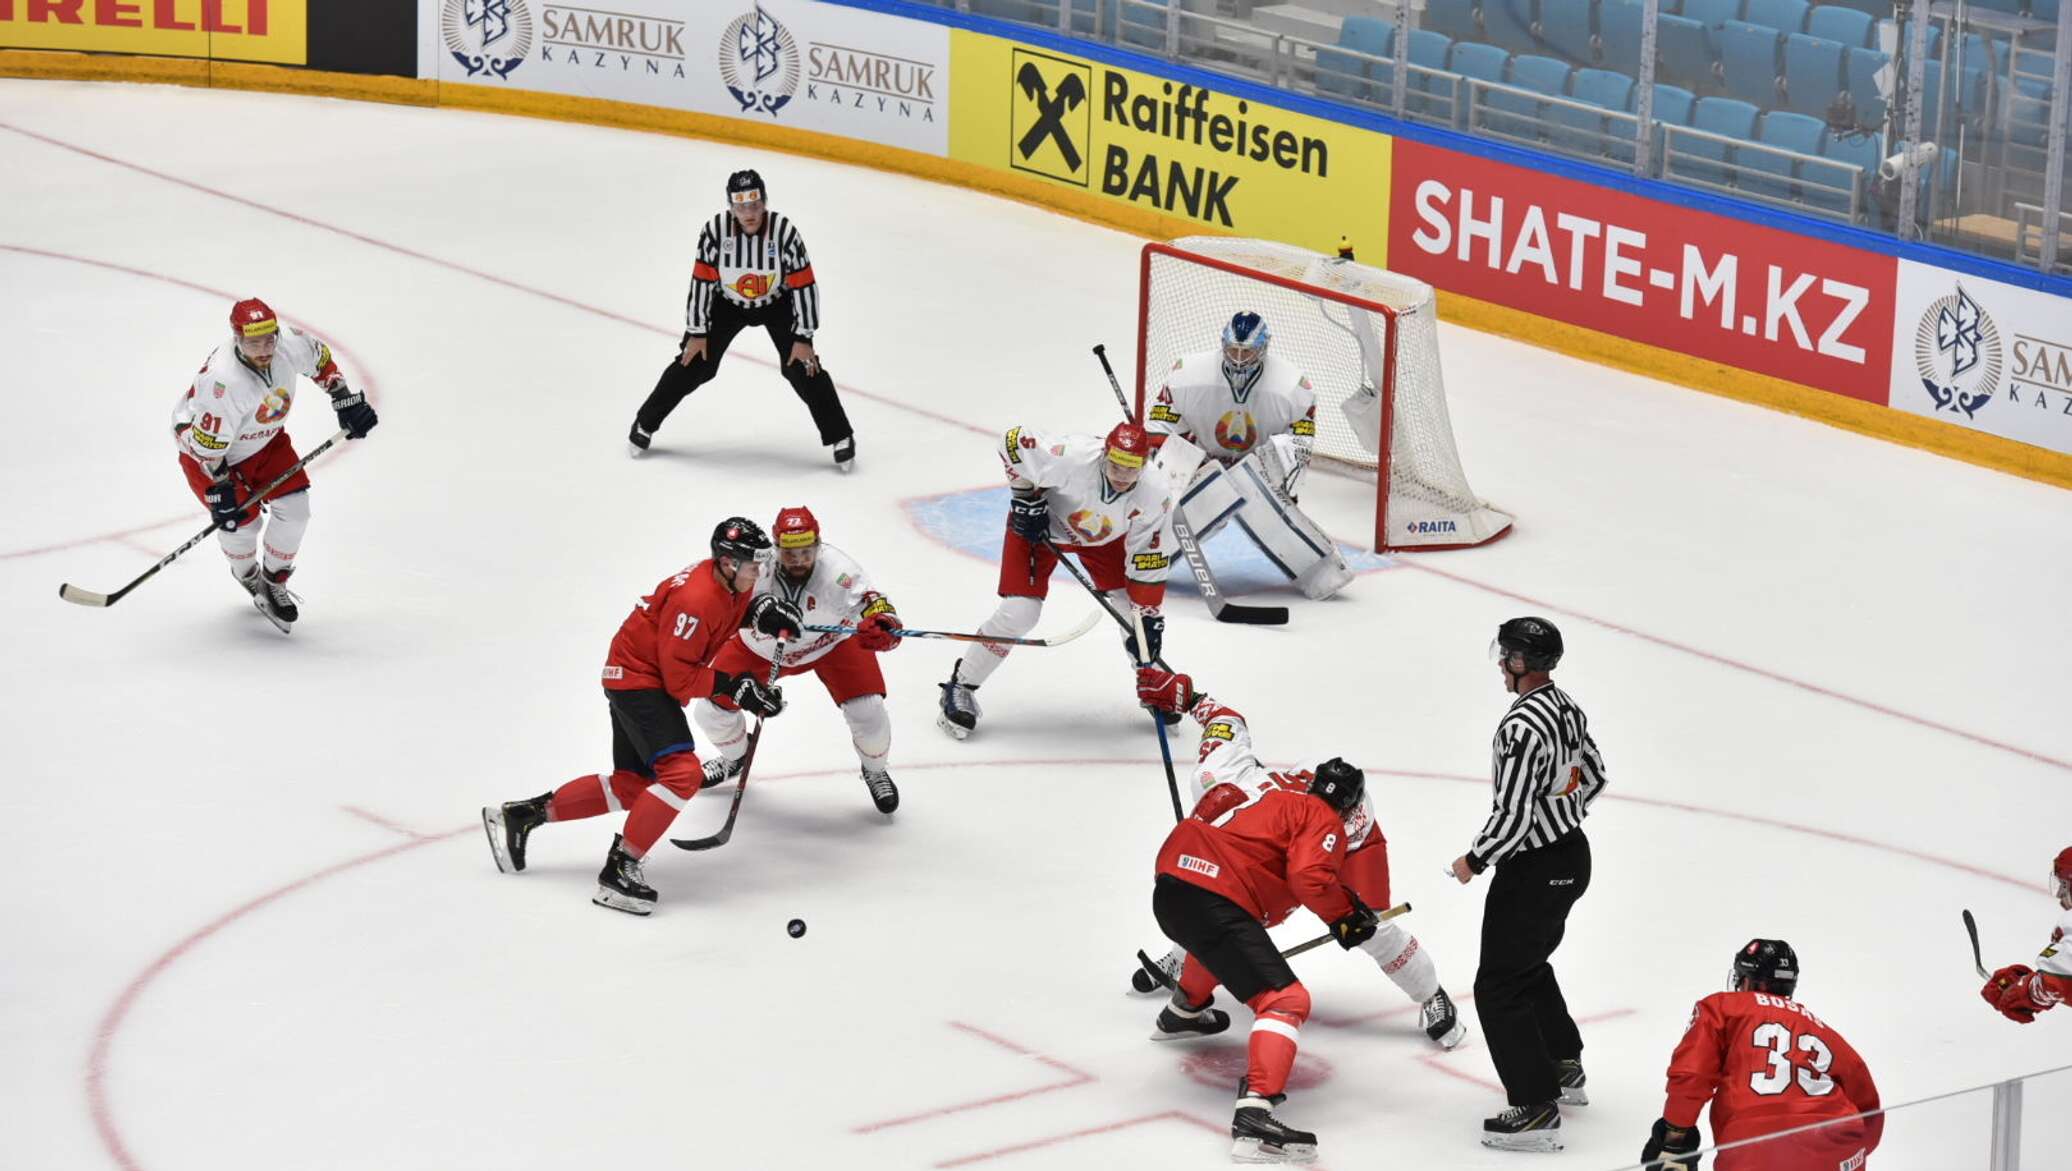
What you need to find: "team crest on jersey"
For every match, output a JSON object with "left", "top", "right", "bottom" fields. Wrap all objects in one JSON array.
[
  {"left": 254, "top": 388, "right": 292, "bottom": 424},
  {"left": 212, "top": 382, "right": 225, "bottom": 399},
  {"left": 1213, "top": 410, "right": 1258, "bottom": 453},
  {"left": 1066, "top": 509, "right": 1114, "bottom": 543}
]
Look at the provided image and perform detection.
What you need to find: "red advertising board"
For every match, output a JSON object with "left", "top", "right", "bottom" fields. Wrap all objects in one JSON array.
[{"left": 1388, "top": 140, "right": 1896, "bottom": 403}]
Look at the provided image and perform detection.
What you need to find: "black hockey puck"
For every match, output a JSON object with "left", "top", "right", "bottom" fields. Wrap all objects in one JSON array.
[{"left": 787, "top": 918, "right": 807, "bottom": 939}]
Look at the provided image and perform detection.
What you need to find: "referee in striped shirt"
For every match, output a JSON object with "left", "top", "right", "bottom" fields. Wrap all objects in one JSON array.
[
  {"left": 629, "top": 168, "right": 857, "bottom": 469},
  {"left": 1448, "top": 616, "right": 1607, "bottom": 1152}
]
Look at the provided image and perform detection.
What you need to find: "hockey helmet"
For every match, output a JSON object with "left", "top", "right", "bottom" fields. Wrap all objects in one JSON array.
[
  {"left": 1729, "top": 938, "right": 1799, "bottom": 997},
  {"left": 1104, "top": 421, "right": 1151, "bottom": 486},
  {"left": 711, "top": 516, "right": 773, "bottom": 568},
  {"left": 2053, "top": 846, "right": 2072, "bottom": 904},
  {"left": 1221, "top": 311, "right": 1271, "bottom": 372},
  {"left": 1309, "top": 757, "right": 1365, "bottom": 817},
  {"left": 1492, "top": 616, "right": 1564, "bottom": 672},
  {"left": 726, "top": 168, "right": 767, "bottom": 207},
  {"left": 773, "top": 506, "right": 820, "bottom": 549},
  {"left": 230, "top": 297, "right": 279, "bottom": 338}
]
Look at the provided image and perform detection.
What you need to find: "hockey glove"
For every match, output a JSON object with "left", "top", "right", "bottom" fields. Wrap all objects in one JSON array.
[
  {"left": 1135, "top": 667, "right": 1193, "bottom": 714},
  {"left": 1008, "top": 491, "right": 1049, "bottom": 541},
  {"left": 746, "top": 595, "right": 803, "bottom": 640},
  {"left": 1984, "top": 964, "right": 2042, "bottom": 1023},
  {"left": 204, "top": 477, "right": 245, "bottom": 532},
  {"left": 326, "top": 380, "right": 379, "bottom": 439},
  {"left": 855, "top": 611, "right": 903, "bottom": 653},
  {"left": 1123, "top": 610, "right": 1165, "bottom": 664},
  {"left": 1328, "top": 894, "right": 1378, "bottom": 950},
  {"left": 715, "top": 671, "right": 785, "bottom": 718},
  {"left": 1639, "top": 1118, "right": 1701, "bottom": 1171}
]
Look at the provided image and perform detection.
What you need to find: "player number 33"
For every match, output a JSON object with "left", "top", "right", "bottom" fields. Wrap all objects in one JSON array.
[{"left": 1749, "top": 1020, "right": 1836, "bottom": 1097}]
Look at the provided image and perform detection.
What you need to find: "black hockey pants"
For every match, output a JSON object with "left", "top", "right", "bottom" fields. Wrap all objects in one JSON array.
[
  {"left": 635, "top": 295, "right": 853, "bottom": 446},
  {"left": 1474, "top": 829, "right": 1591, "bottom": 1107}
]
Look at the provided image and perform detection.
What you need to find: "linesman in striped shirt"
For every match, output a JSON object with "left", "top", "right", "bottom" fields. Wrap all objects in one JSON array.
[
  {"left": 629, "top": 169, "right": 857, "bottom": 470},
  {"left": 1447, "top": 616, "right": 1607, "bottom": 1153}
]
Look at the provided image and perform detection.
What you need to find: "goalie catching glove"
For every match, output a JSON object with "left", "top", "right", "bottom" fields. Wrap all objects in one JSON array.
[
  {"left": 853, "top": 594, "right": 902, "bottom": 652},
  {"left": 714, "top": 671, "right": 785, "bottom": 718}
]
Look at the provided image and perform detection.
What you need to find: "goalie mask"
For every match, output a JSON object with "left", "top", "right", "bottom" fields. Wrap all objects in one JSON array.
[{"left": 1221, "top": 311, "right": 1271, "bottom": 392}]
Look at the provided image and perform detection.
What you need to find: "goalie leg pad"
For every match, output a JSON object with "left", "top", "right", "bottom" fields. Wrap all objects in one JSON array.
[
  {"left": 1177, "top": 459, "right": 1245, "bottom": 541},
  {"left": 1228, "top": 454, "right": 1354, "bottom": 601}
]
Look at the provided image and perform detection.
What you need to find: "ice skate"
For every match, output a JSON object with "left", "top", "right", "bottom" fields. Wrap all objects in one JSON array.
[
  {"left": 702, "top": 755, "right": 742, "bottom": 790},
  {"left": 1555, "top": 1059, "right": 1587, "bottom": 1106},
  {"left": 253, "top": 567, "right": 298, "bottom": 632},
  {"left": 592, "top": 834, "right": 656, "bottom": 915},
  {"left": 832, "top": 434, "right": 855, "bottom": 472},
  {"left": 1421, "top": 986, "right": 1467, "bottom": 1050},
  {"left": 1481, "top": 1102, "right": 1563, "bottom": 1152},
  {"left": 861, "top": 766, "right": 899, "bottom": 814},
  {"left": 936, "top": 660, "right": 981, "bottom": 740},
  {"left": 482, "top": 792, "right": 550, "bottom": 874},
  {"left": 627, "top": 420, "right": 652, "bottom": 457},
  {"left": 1231, "top": 1078, "right": 1317, "bottom": 1164},
  {"left": 1149, "top": 993, "right": 1228, "bottom": 1041},
  {"left": 1130, "top": 945, "right": 1183, "bottom": 995}
]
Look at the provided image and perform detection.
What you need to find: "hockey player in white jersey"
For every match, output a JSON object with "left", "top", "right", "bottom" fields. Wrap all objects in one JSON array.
[
  {"left": 170, "top": 297, "right": 378, "bottom": 630},
  {"left": 1131, "top": 663, "right": 1466, "bottom": 1052},
  {"left": 1981, "top": 846, "right": 2072, "bottom": 1023},
  {"left": 937, "top": 422, "right": 1175, "bottom": 738},
  {"left": 1148, "top": 312, "right": 1353, "bottom": 601},
  {"left": 694, "top": 506, "right": 904, "bottom": 813}
]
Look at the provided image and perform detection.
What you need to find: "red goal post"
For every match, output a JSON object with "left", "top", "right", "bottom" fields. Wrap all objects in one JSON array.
[{"left": 1135, "top": 237, "right": 1513, "bottom": 552}]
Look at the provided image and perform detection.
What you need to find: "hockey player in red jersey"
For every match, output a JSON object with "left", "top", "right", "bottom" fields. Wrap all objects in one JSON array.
[
  {"left": 1136, "top": 666, "right": 1381, "bottom": 1164},
  {"left": 1640, "top": 940, "right": 1881, "bottom": 1171},
  {"left": 480, "top": 518, "right": 802, "bottom": 916},
  {"left": 694, "top": 506, "right": 905, "bottom": 815},
  {"left": 1980, "top": 846, "right": 2072, "bottom": 1023}
]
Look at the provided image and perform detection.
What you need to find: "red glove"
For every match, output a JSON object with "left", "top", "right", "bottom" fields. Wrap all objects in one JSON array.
[
  {"left": 854, "top": 610, "right": 902, "bottom": 653},
  {"left": 1983, "top": 964, "right": 2041, "bottom": 1023},
  {"left": 1136, "top": 667, "right": 1193, "bottom": 714}
]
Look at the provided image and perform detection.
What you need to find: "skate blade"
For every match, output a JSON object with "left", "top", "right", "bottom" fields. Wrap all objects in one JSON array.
[
  {"left": 1480, "top": 1132, "right": 1563, "bottom": 1153},
  {"left": 592, "top": 886, "right": 655, "bottom": 916},
  {"left": 935, "top": 713, "right": 971, "bottom": 741},
  {"left": 250, "top": 593, "right": 293, "bottom": 634},
  {"left": 1431, "top": 1020, "right": 1468, "bottom": 1050},
  {"left": 1557, "top": 1086, "right": 1588, "bottom": 1107},
  {"left": 1231, "top": 1137, "right": 1318, "bottom": 1164},
  {"left": 1148, "top": 1026, "right": 1222, "bottom": 1042},
  {"left": 481, "top": 808, "right": 518, "bottom": 874}
]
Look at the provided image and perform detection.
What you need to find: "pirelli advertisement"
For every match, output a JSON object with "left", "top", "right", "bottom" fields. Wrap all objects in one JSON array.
[
  {"left": 948, "top": 30, "right": 1388, "bottom": 255},
  {"left": 0, "top": 0, "right": 307, "bottom": 65}
]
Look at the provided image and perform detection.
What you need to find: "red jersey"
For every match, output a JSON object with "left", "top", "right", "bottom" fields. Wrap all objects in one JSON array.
[
  {"left": 1664, "top": 991, "right": 1881, "bottom": 1171},
  {"left": 602, "top": 560, "right": 754, "bottom": 705},
  {"left": 1155, "top": 700, "right": 1357, "bottom": 925}
]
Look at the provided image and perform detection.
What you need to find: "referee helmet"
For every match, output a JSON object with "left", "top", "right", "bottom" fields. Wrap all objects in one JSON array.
[{"left": 1493, "top": 616, "right": 1564, "bottom": 672}]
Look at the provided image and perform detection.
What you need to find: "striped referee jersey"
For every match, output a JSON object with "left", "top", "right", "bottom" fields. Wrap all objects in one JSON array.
[
  {"left": 686, "top": 209, "right": 821, "bottom": 338},
  {"left": 1468, "top": 682, "right": 1608, "bottom": 868}
]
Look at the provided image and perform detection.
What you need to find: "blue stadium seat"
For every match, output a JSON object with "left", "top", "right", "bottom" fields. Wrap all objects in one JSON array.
[
  {"left": 1341, "top": 14, "right": 1395, "bottom": 57},
  {"left": 1806, "top": 126, "right": 1882, "bottom": 216},
  {"left": 1742, "top": 0, "right": 1809, "bottom": 34},
  {"left": 1557, "top": 67, "right": 1637, "bottom": 159},
  {"left": 1783, "top": 33, "right": 1845, "bottom": 116},
  {"left": 1512, "top": 53, "right": 1574, "bottom": 96},
  {"left": 1895, "top": 20, "right": 1943, "bottom": 60},
  {"left": 1652, "top": 83, "right": 1697, "bottom": 127},
  {"left": 1744, "top": 109, "right": 1826, "bottom": 199},
  {"left": 2008, "top": 78, "right": 2051, "bottom": 150},
  {"left": 1956, "top": 33, "right": 2009, "bottom": 75},
  {"left": 1805, "top": 4, "right": 1873, "bottom": 48},
  {"left": 1598, "top": 0, "right": 1645, "bottom": 72},
  {"left": 1538, "top": 0, "right": 1598, "bottom": 62},
  {"left": 1482, "top": 0, "right": 1544, "bottom": 55},
  {"left": 1316, "top": 44, "right": 1369, "bottom": 100},
  {"left": 1451, "top": 40, "right": 1514, "bottom": 84},
  {"left": 1844, "top": 46, "right": 1886, "bottom": 125},
  {"left": 1717, "top": 20, "right": 1786, "bottom": 106},
  {"left": 1680, "top": 0, "right": 1743, "bottom": 27},
  {"left": 1319, "top": 15, "right": 1395, "bottom": 101},
  {"left": 1674, "top": 96, "right": 1760, "bottom": 184},
  {"left": 1917, "top": 61, "right": 1991, "bottom": 137},
  {"left": 1407, "top": 29, "right": 1458, "bottom": 118},
  {"left": 1425, "top": 0, "right": 1480, "bottom": 43},
  {"left": 1117, "top": 0, "right": 1167, "bottom": 51},
  {"left": 1657, "top": 15, "right": 1721, "bottom": 92}
]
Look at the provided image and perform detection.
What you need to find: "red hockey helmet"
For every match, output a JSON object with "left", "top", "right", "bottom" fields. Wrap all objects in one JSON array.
[
  {"left": 2052, "top": 846, "right": 2072, "bottom": 904},
  {"left": 773, "top": 506, "right": 820, "bottom": 549},
  {"left": 230, "top": 297, "right": 279, "bottom": 339},
  {"left": 1105, "top": 421, "right": 1150, "bottom": 483}
]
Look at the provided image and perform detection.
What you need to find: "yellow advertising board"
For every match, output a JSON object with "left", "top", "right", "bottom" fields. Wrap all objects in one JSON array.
[
  {"left": 949, "top": 29, "right": 1388, "bottom": 256},
  {"left": 0, "top": 0, "right": 305, "bottom": 65}
]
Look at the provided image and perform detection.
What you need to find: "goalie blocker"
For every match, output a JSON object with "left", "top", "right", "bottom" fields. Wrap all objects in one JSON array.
[{"left": 1154, "top": 434, "right": 1353, "bottom": 601}]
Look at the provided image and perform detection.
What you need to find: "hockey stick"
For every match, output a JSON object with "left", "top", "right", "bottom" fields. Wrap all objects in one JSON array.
[
  {"left": 58, "top": 429, "right": 349, "bottom": 608},
  {"left": 1962, "top": 909, "right": 1990, "bottom": 979},
  {"left": 800, "top": 611, "right": 1101, "bottom": 648},
  {"left": 1134, "top": 605, "right": 1187, "bottom": 823},
  {"left": 1044, "top": 538, "right": 1170, "bottom": 671},
  {"left": 1134, "top": 901, "right": 1413, "bottom": 992},
  {"left": 1089, "top": 345, "right": 1288, "bottom": 626},
  {"left": 670, "top": 640, "right": 787, "bottom": 852}
]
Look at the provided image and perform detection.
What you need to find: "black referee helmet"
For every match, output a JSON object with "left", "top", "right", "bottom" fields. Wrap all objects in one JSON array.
[
  {"left": 1494, "top": 616, "right": 1564, "bottom": 671},
  {"left": 726, "top": 168, "right": 766, "bottom": 203}
]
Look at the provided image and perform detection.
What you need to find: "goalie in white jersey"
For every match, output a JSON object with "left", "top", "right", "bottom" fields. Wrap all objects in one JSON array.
[
  {"left": 694, "top": 506, "right": 904, "bottom": 814},
  {"left": 170, "top": 297, "right": 378, "bottom": 630},
  {"left": 937, "top": 422, "right": 1176, "bottom": 738},
  {"left": 1148, "top": 312, "right": 1353, "bottom": 600}
]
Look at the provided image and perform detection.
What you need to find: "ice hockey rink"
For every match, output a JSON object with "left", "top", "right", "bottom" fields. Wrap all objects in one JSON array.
[{"left": 3, "top": 79, "right": 2069, "bottom": 1171}]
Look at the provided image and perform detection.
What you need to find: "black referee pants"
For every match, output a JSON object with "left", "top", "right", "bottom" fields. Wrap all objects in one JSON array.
[
  {"left": 1473, "top": 829, "right": 1591, "bottom": 1107},
  {"left": 635, "top": 295, "right": 854, "bottom": 446}
]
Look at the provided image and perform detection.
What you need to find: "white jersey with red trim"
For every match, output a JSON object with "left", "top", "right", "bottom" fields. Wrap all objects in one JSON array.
[
  {"left": 1184, "top": 691, "right": 1378, "bottom": 851},
  {"left": 2041, "top": 906, "right": 2072, "bottom": 981},
  {"left": 742, "top": 542, "right": 889, "bottom": 669},
  {"left": 999, "top": 424, "right": 1175, "bottom": 589},
  {"left": 1147, "top": 352, "right": 1317, "bottom": 468},
  {"left": 170, "top": 327, "right": 338, "bottom": 468}
]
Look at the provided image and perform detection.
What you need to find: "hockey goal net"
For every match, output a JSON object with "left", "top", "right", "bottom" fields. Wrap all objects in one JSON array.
[{"left": 1136, "top": 237, "right": 1513, "bottom": 551}]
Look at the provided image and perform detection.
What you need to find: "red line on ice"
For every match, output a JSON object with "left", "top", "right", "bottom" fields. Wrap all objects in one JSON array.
[
  {"left": 850, "top": 1021, "right": 1094, "bottom": 1134},
  {"left": 931, "top": 1110, "right": 1227, "bottom": 1168}
]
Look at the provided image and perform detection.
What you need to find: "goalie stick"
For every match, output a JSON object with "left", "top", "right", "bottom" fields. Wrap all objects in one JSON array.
[
  {"left": 1133, "top": 902, "right": 1413, "bottom": 991},
  {"left": 800, "top": 611, "right": 1100, "bottom": 648},
  {"left": 669, "top": 641, "right": 787, "bottom": 852},
  {"left": 1090, "top": 344, "right": 1288, "bottom": 626},
  {"left": 1962, "top": 909, "right": 1990, "bottom": 979},
  {"left": 58, "top": 429, "right": 348, "bottom": 608}
]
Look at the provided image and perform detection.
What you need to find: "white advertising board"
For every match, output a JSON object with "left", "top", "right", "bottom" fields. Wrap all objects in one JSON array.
[{"left": 1889, "top": 259, "right": 2072, "bottom": 456}]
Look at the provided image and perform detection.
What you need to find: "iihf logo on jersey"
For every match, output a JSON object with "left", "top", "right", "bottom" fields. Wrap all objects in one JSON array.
[
  {"left": 442, "top": 0, "right": 533, "bottom": 80},
  {"left": 1912, "top": 282, "right": 2001, "bottom": 420},
  {"left": 718, "top": 5, "right": 800, "bottom": 118}
]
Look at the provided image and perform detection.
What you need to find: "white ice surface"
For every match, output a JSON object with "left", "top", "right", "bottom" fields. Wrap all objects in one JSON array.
[{"left": 2, "top": 80, "right": 2068, "bottom": 1171}]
